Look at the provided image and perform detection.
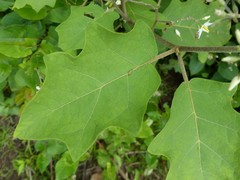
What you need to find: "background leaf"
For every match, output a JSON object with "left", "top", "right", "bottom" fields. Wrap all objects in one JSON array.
[
  {"left": 13, "top": 0, "right": 56, "bottom": 13},
  {"left": 148, "top": 78, "right": 240, "bottom": 179},
  {"left": 0, "top": 24, "right": 41, "bottom": 58},
  {"left": 0, "top": 0, "right": 14, "bottom": 12},
  {"left": 162, "top": 0, "right": 231, "bottom": 46},
  {"left": 126, "top": 0, "right": 167, "bottom": 29},
  {"left": 14, "top": 21, "right": 160, "bottom": 161}
]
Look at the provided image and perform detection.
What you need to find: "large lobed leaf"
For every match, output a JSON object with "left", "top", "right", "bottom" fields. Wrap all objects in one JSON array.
[
  {"left": 148, "top": 78, "right": 240, "bottom": 179},
  {"left": 14, "top": 21, "right": 160, "bottom": 161}
]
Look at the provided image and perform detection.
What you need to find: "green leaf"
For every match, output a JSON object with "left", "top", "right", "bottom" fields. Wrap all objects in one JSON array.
[
  {"left": 137, "top": 119, "right": 154, "bottom": 138},
  {"left": 36, "top": 140, "right": 67, "bottom": 173},
  {"left": 126, "top": 0, "right": 167, "bottom": 29},
  {"left": 218, "top": 62, "right": 239, "bottom": 81},
  {"left": 14, "top": 21, "right": 160, "bottom": 161},
  {"left": 0, "top": 61, "right": 11, "bottom": 83},
  {"left": 36, "top": 153, "right": 52, "bottom": 173},
  {"left": 162, "top": 0, "right": 231, "bottom": 46},
  {"left": 148, "top": 78, "right": 240, "bottom": 179},
  {"left": 14, "top": 5, "right": 49, "bottom": 20},
  {"left": 55, "top": 151, "right": 79, "bottom": 180},
  {"left": 0, "top": 0, "right": 14, "bottom": 12},
  {"left": 189, "top": 54, "right": 204, "bottom": 76},
  {"left": 13, "top": 0, "right": 56, "bottom": 13},
  {"left": 47, "top": 6, "right": 71, "bottom": 23},
  {"left": 198, "top": 52, "right": 208, "bottom": 64},
  {"left": 56, "top": 4, "right": 119, "bottom": 51},
  {"left": 1, "top": 12, "right": 27, "bottom": 26},
  {"left": 0, "top": 24, "right": 40, "bottom": 58}
]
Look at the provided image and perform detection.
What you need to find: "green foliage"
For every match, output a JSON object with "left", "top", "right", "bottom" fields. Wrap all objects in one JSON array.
[
  {"left": 13, "top": 0, "right": 56, "bottom": 13},
  {"left": 55, "top": 151, "right": 79, "bottom": 180},
  {"left": 162, "top": 0, "right": 231, "bottom": 46},
  {"left": 126, "top": 0, "right": 167, "bottom": 29},
  {"left": 0, "top": 0, "right": 239, "bottom": 179},
  {"left": 0, "top": 0, "right": 14, "bottom": 12},
  {"left": 0, "top": 24, "right": 39, "bottom": 58},
  {"left": 56, "top": 4, "right": 118, "bottom": 51},
  {"left": 35, "top": 140, "right": 67, "bottom": 173},
  {"left": 149, "top": 78, "right": 240, "bottom": 179},
  {"left": 14, "top": 21, "right": 160, "bottom": 161}
]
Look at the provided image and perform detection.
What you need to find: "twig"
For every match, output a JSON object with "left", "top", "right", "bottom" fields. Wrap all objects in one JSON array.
[
  {"left": 161, "top": 159, "right": 165, "bottom": 179},
  {"left": 176, "top": 48, "right": 189, "bottom": 82},
  {"left": 128, "top": 48, "right": 176, "bottom": 75},
  {"left": 81, "top": 0, "right": 88, "bottom": 6},
  {"left": 178, "top": 45, "right": 240, "bottom": 53},
  {"left": 152, "top": 0, "right": 161, "bottom": 30},
  {"left": 50, "top": 160, "right": 54, "bottom": 180},
  {"left": 127, "top": 0, "right": 156, "bottom": 10},
  {"left": 125, "top": 150, "right": 146, "bottom": 156},
  {"left": 122, "top": 0, "right": 128, "bottom": 19},
  {"left": 111, "top": 158, "right": 129, "bottom": 180},
  {"left": 155, "top": 33, "right": 240, "bottom": 53},
  {"left": 118, "top": 167, "right": 129, "bottom": 180},
  {"left": 112, "top": 0, "right": 135, "bottom": 24}
]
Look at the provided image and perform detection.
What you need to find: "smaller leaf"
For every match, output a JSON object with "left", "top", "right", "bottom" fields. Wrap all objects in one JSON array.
[
  {"left": 37, "top": 153, "right": 52, "bottom": 173},
  {"left": 55, "top": 151, "right": 79, "bottom": 180},
  {"left": 0, "top": 24, "right": 40, "bottom": 58},
  {"left": 14, "top": 5, "right": 48, "bottom": 20},
  {"left": 189, "top": 54, "right": 204, "bottom": 76},
  {"left": 0, "top": 0, "right": 14, "bottom": 12},
  {"left": 137, "top": 119, "right": 154, "bottom": 138},
  {"left": 126, "top": 0, "right": 167, "bottom": 29},
  {"left": 218, "top": 62, "right": 239, "bottom": 80},
  {"left": 0, "top": 61, "right": 11, "bottom": 83},
  {"left": 198, "top": 52, "right": 208, "bottom": 64},
  {"left": 47, "top": 6, "right": 71, "bottom": 23},
  {"left": 13, "top": 0, "right": 56, "bottom": 13},
  {"left": 1, "top": 12, "right": 27, "bottom": 26}
]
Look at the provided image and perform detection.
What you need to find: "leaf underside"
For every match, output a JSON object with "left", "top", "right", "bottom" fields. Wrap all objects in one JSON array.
[
  {"left": 148, "top": 78, "right": 240, "bottom": 179},
  {"left": 14, "top": 21, "right": 161, "bottom": 161}
]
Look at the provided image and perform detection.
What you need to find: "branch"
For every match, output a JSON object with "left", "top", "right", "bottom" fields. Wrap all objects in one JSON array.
[
  {"left": 176, "top": 48, "right": 189, "bottom": 82},
  {"left": 127, "top": 0, "right": 156, "bottom": 9},
  {"left": 128, "top": 48, "right": 176, "bottom": 75},
  {"left": 155, "top": 33, "right": 240, "bottom": 53},
  {"left": 178, "top": 45, "right": 240, "bottom": 53},
  {"left": 152, "top": 0, "right": 161, "bottom": 30},
  {"left": 112, "top": 0, "right": 135, "bottom": 24}
]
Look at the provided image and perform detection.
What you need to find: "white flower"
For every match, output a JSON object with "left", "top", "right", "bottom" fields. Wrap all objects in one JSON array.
[
  {"left": 228, "top": 75, "right": 240, "bottom": 91},
  {"left": 197, "top": 21, "right": 213, "bottom": 39},
  {"left": 235, "top": 29, "right": 240, "bottom": 44},
  {"left": 202, "top": 15, "right": 211, "bottom": 20},
  {"left": 175, "top": 29, "right": 181, "bottom": 38},
  {"left": 175, "top": 29, "right": 182, "bottom": 40},
  {"left": 215, "top": 9, "right": 226, "bottom": 17},
  {"left": 36, "top": 86, "right": 41, "bottom": 91},
  {"left": 115, "top": 0, "right": 121, "bottom": 5},
  {"left": 222, "top": 56, "right": 240, "bottom": 64}
]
